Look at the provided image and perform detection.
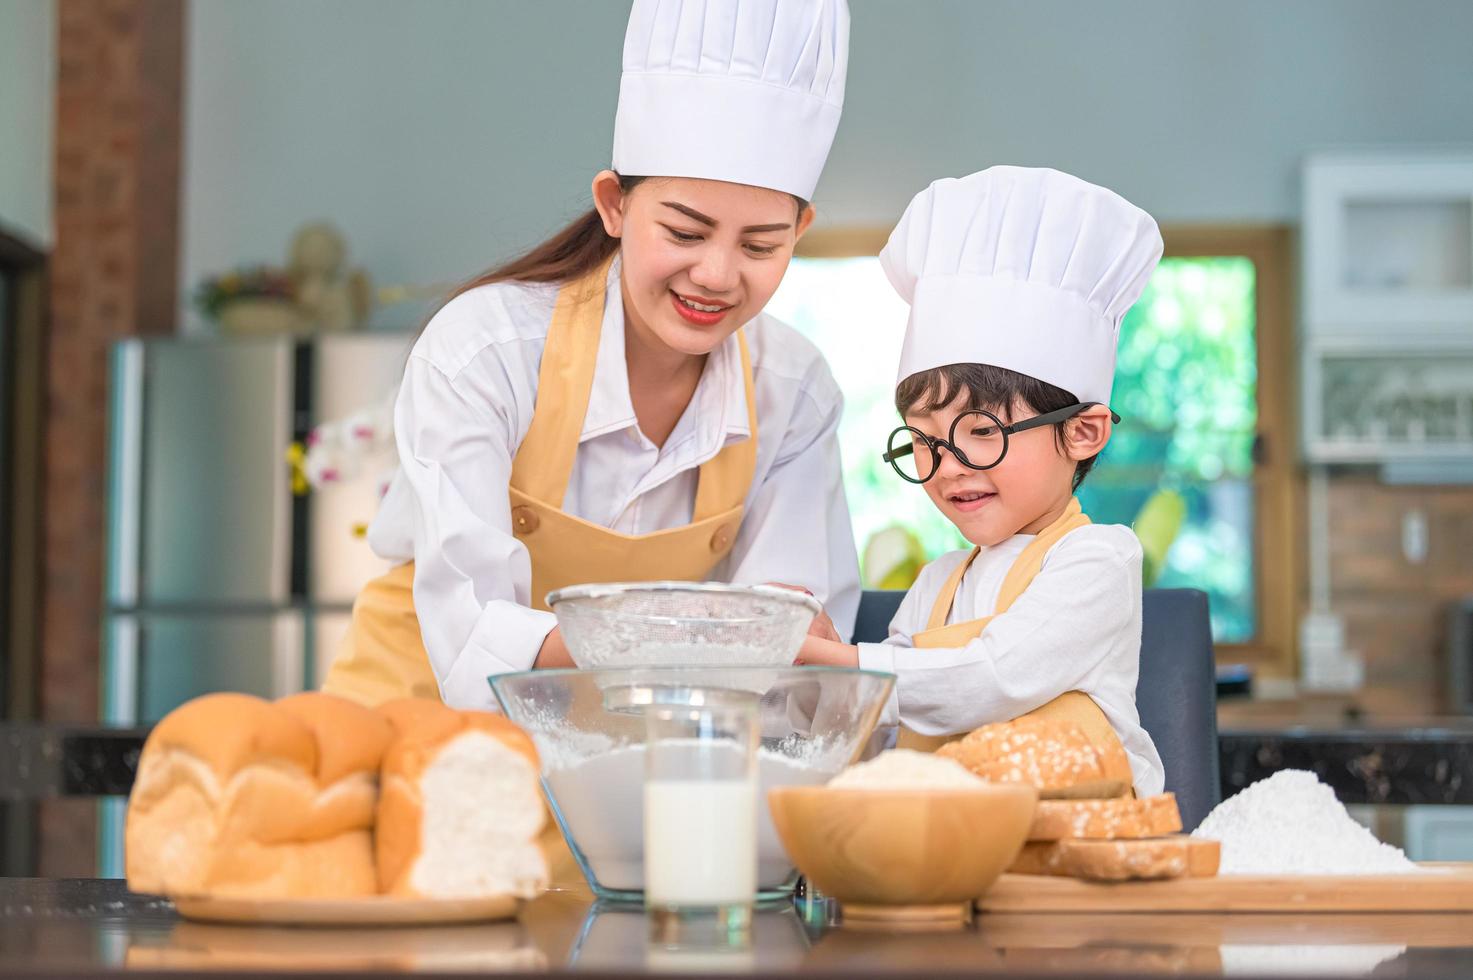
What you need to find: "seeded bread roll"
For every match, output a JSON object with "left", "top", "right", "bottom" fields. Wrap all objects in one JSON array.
[
  {"left": 125, "top": 693, "right": 321, "bottom": 897},
  {"left": 936, "top": 717, "right": 1133, "bottom": 795},
  {"left": 1027, "top": 794, "right": 1182, "bottom": 842},
  {"left": 376, "top": 708, "right": 548, "bottom": 899}
]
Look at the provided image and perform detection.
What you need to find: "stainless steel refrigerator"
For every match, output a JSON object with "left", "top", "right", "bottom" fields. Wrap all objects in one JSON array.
[{"left": 103, "top": 333, "right": 414, "bottom": 728}]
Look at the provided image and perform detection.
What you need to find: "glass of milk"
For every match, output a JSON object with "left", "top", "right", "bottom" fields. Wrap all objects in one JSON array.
[{"left": 643, "top": 691, "right": 760, "bottom": 935}]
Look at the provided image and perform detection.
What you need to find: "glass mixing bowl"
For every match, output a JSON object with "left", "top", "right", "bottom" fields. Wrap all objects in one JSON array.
[{"left": 490, "top": 666, "right": 894, "bottom": 903}]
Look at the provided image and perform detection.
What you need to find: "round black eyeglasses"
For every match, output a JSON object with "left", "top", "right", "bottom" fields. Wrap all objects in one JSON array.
[{"left": 881, "top": 403, "right": 1121, "bottom": 484}]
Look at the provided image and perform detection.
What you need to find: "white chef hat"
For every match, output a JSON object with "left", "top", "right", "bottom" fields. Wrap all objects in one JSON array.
[
  {"left": 881, "top": 166, "right": 1163, "bottom": 405},
  {"left": 612, "top": 0, "right": 849, "bottom": 201}
]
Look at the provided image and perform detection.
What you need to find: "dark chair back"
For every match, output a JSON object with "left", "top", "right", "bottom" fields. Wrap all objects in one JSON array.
[
  {"left": 1138, "top": 588, "right": 1219, "bottom": 830},
  {"left": 852, "top": 587, "right": 1220, "bottom": 830},
  {"left": 852, "top": 588, "right": 906, "bottom": 645}
]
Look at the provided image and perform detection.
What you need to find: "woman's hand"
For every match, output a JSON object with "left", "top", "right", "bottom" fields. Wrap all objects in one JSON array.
[
  {"left": 765, "top": 582, "right": 841, "bottom": 641},
  {"left": 533, "top": 626, "right": 575, "bottom": 669},
  {"left": 795, "top": 635, "right": 859, "bottom": 668}
]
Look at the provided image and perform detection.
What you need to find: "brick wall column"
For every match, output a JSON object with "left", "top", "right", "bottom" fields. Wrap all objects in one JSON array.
[{"left": 42, "top": 0, "right": 183, "bottom": 876}]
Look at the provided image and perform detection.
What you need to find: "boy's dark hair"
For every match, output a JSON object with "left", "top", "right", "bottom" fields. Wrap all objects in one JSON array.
[{"left": 894, "top": 363, "right": 1101, "bottom": 491}]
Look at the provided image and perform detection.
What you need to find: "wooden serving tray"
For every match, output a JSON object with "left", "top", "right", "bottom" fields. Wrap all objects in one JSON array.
[{"left": 978, "top": 863, "right": 1473, "bottom": 914}]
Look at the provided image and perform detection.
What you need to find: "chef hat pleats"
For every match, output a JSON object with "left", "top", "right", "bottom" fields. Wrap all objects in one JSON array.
[
  {"left": 882, "top": 166, "right": 1163, "bottom": 405},
  {"left": 613, "top": 0, "right": 849, "bottom": 200}
]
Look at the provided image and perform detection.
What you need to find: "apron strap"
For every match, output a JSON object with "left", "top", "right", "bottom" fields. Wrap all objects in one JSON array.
[
  {"left": 923, "top": 497, "right": 1091, "bottom": 630},
  {"left": 924, "top": 547, "right": 981, "bottom": 631},
  {"left": 691, "top": 330, "right": 758, "bottom": 522},
  {"left": 508, "top": 256, "right": 614, "bottom": 508},
  {"left": 993, "top": 497, "right": 1090, "bottom": 613}
]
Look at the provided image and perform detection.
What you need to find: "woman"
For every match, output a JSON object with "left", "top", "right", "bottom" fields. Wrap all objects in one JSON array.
[{"left": 324, "top": 0, "right": 859, "bottom": 709}]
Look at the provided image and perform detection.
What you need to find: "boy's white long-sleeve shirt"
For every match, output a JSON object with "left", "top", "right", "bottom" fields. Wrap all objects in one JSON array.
[{"left": 856, "top": 523, "right": 1165, "bottom": 797}]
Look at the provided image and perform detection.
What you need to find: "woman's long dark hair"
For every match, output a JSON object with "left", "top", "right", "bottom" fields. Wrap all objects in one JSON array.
[{"left": 444, "top": 175, "right": 649, "bottom": 301}]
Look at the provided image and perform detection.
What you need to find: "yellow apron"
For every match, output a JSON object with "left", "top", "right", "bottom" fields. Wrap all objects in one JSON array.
[
  {"left": 320, "top": 258, "right": 759, "bottom": 893},
  {"left": 895, "top": 498, "right": 1129, "bottom": 766},
  {"left": 322, "top": 256, "right": 759, "bottom": 706}
]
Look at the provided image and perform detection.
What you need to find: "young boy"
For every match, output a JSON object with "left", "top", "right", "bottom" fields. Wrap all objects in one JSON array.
[{"left": 799, "top": 166, "right": 1166, "bottom": 796}]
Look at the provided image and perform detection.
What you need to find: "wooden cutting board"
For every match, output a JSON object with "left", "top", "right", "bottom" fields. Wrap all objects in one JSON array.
[{"left": 978, "top": 863, "right": 1473, "bottom": 913}]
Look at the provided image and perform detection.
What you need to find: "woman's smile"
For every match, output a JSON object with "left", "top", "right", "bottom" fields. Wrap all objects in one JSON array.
[{"left": 669, "top": 289, "right": 734, "bottom": 325}]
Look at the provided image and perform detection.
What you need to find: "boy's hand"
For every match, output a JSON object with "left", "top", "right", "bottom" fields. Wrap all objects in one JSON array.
[
  {"left": 796, "top": 635, "right": 860, "bottom": 668},
  {"left": 765, "top": 582, "right": 841, "bottom": 641}
]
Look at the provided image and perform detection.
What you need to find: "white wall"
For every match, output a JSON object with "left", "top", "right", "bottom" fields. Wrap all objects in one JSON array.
[
  {"left": 0, "top": 0, "right": 55, "bottom": 248},
  {"left": 182, "top": 0, "right": 1473, "bottom": 329}
]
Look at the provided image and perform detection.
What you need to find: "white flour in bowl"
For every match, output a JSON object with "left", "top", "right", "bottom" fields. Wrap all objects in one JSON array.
[
  {"left": 1192, "top": 769, "right": 1419, "bottom": 875},
  {"left": 828, "top": 749, "right": 985, "bottom": 790}
]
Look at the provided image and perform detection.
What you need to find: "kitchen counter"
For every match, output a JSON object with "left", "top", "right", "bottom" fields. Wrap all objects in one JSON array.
[
  {"left": 2, "top": 877, "right": 1473, "bottom": 978},
  {"left": 1219, "top": 725, "right": 1473, "bottom": 805},
  {"left": 0, "top": 724, "right": 148, "bottom": 799},
  {"left": 7, "top": 721, "right": 1473, "bottom": 806}
]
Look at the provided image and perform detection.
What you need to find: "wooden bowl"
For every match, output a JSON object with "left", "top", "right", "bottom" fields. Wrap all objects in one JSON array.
[{"left": 768, "top": 784, "right": 1038, "bottom": 926}]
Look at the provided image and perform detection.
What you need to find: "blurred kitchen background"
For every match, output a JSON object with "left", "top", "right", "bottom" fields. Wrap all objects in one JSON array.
[{"left": 2, "top": 0, "right": 1472, "bottom": 876}]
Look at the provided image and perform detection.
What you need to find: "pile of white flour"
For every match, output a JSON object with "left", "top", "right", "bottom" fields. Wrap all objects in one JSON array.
[
  {"left": 1192, "top": 769, "right": 1419, "bottom": 875},
  {"left": 828, "top": 749, "right": 985, "bottom": 790}
]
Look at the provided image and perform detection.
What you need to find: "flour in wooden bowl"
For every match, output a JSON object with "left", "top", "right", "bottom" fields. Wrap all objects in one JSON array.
[{"left": 828, "top": 749, "right": 987, "bottom": 790}]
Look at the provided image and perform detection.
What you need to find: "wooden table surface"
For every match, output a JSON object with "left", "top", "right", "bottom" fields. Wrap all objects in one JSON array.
[{"left": 3, "top": 877, "right": 1473, "bottom": 978}]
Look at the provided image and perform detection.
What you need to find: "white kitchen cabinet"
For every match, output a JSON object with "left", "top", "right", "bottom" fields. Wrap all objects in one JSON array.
[
  {"left": 1300, "top": 152, "right": 1473, "bottom": 465},
  {"left": 1304, "top": 153, "right": 1473, "bottom": 333}
]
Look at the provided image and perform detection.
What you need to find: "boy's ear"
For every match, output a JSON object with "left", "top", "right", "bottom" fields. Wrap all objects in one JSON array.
[{"left": 1064, "top": 406, "right": 1113, "bottom": 460}]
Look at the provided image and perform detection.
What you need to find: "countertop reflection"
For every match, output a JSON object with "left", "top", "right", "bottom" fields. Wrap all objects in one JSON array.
[{"left": 5, "top": 878, "right": 1473, "bottom": 978}]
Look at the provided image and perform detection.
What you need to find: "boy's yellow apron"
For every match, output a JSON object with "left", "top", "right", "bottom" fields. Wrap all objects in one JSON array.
[
  {"left": 895, "top": 498, "right": 1129, "bottom": 769},
  {"left": 321, "top": 256, "right": 759, "bottom": 889}
]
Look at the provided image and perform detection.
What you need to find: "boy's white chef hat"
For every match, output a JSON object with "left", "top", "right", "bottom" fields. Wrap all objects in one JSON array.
[
  {"left": 881, "top": 166, "right": 1163, "bottom": 405},
  {"left": 612, "top": 0, "right": 849, "bottom": 200}
]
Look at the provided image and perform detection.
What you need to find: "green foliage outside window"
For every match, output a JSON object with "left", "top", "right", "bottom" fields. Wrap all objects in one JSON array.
[{"left": 1080, "top": 257, "right": 1258, "bottom": 641}]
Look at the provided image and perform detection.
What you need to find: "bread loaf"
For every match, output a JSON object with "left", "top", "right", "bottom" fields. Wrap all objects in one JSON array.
[
  {"left": 1009, "top": 835, "right": 1220, "bottom": 882},
  {"left": 1027, "top": 794, "right": 1182, "bottom": 842},
  {"left": 1008, "top": 840, "right": 1060, "bottom": 876},
  {"left": 1184, "top": 836, "right": 1221, "bottom": 877},
  {"left": 277, "top": 692, "right": 394, "bottom": 840},
  {"left": 377, "top": 707, "right": 548, "bottom": 899},
  {"left": 127, "top": 692, "right": 546, "bottom": 903},
  {"left": 125, "top": 693, "right": 321, "bottom": 897},
  {"left": 267, "top": 692, "right": 397, "bottom": 896},
  {"left": 378, "top": 697, "right": 459, "bottom": 738},
  {"left": 936, "top": 717, "right": 1132, "bottom": 795},
  {"left": 1056, "top": 837, "right": 1206, "bottom": 882}
]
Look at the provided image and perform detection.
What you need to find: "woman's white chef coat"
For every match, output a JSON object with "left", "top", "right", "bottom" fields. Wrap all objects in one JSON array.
[{"left": 367, "top": 259, "right": 861, "bottom": 708}]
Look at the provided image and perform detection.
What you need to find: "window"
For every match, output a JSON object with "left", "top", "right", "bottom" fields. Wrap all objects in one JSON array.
[{"left": 768, "top": 227, "right": 1298, "bottom": 669}]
